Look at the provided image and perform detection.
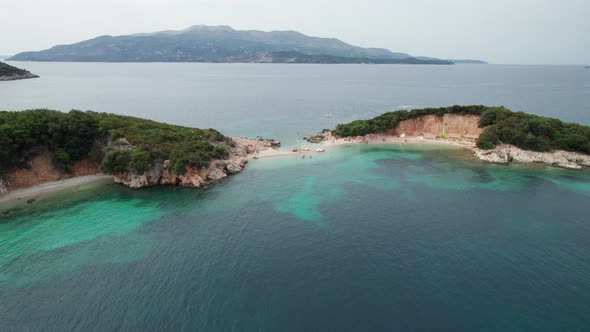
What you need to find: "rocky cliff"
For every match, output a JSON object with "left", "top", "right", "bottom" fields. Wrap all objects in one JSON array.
[
  {"left": 113, "top": 157, "right": 247, "bottom": 189},
  {"left": 389, "top": 114, "right": 483, "bottom": 138},
  {"left": 112, "top": 137, "right": 277, "bottom": 189},
  {"left": 474, "top": 144, "right": 590, "bottom": 169}
]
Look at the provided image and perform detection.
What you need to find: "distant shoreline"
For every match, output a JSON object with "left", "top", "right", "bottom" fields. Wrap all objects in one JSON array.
[{"left": 0, "top": 72, "right": 39, "bottom": 81}]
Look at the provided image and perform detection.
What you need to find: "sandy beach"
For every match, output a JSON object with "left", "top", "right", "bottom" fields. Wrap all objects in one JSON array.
[
  {"left": 318, "top": 134, "right": 477, "bottom": 149},
  {"left": 0, "top": 174, "right": 111, "bottom": 205},
  {"left": 249, "top": 133, "right": 476, "bottom": 160}
]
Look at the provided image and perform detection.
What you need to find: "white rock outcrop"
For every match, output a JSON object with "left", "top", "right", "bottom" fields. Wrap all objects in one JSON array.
[{"left": 474, "top": 144, "right": 590, "bottom": 169}]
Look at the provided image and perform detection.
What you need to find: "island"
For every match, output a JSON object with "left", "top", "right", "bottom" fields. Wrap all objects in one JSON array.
[
  {"left": 0, "top": 109, "right": 280, "bottom": 198},
  {"left": 0, "top": 61, "right": 39, "bottom": 81},
  {"left": 7, "top": 25, "right": 481, "bottom": 65},
  {"left": 310, "top": 105, "right": 590, "bottom": 169}
]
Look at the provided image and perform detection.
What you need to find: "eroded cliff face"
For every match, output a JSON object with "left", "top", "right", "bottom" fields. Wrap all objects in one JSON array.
[
  {"left": 390, "top": 114, "right": 483, "bottom": 138},
  {"left": 113, "top": 158, "right": 248, "bottom": 189},
  {"left": 1, "top": 148, "right": 100, "bottom": 193}
]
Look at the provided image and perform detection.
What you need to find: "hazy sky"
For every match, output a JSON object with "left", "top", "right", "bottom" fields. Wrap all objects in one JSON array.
[{"left": 2, "top": 0, "right": 588, "bottom": 64}]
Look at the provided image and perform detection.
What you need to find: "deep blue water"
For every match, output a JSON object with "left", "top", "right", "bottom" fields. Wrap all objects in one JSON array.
[{"left": 1, "top": 63, "right": 590, "bottom": 331}]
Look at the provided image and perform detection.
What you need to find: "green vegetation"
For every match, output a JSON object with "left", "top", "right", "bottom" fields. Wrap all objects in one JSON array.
[
  {"left": 475, "top": 107, "right": 590, "bottom": 153},
  {"left": 332, "top": 105, "right": 590, "bottom": 154},
  {"left": 0, "top": 109, "right": 231, "bottom": 174},
  {"left": 0, "top": 61, "right": 28, "bottom": 77}
]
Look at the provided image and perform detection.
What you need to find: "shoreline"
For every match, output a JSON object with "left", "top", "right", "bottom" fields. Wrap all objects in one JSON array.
[
  {"left": 0, "top": 174, "right": 111, "bottom": 205},
  {"left": 0, "top": 138, "right": 464, "bottom": 205},
  {"left": 249, "top": 134, "right": 475, "bottom": 160},
  {"left": 1, "top": 134, "right": 587, "bottom": 205},
  {"left": 252, "top": 133, "right": 590, "bottom": 170},
  {"left": 0, "top": 73, "right": 40, "bottom": 81}
]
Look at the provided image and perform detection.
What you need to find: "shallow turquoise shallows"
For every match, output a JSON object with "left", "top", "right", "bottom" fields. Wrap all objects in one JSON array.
[{"left": 1, "top": 144, "right": 590, "bottom": 331}]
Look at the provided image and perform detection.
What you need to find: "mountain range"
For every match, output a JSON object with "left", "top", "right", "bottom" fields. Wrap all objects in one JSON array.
[{"left": 8, "top": 25, "right": 485, "bottom": 65}]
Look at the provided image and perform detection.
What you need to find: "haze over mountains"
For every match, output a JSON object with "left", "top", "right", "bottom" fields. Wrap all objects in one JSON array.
[{"left": 9, "top": 25, "right": 485, "bottom": 65}]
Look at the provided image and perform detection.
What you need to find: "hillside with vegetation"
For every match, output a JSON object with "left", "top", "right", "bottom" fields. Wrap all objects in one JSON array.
[
  {"left": 0, "top": 109, "right": 231, "bottom": 175},
  {"left": 8, "top": 25, "right": 463, "bottom": 64},
  {"left": 0, "top": 61, "right": 39, "bottom": 80},
  {"left": 332, "top": 105, "right": 590, "bottom": 154},
  {"left": 0, "top": 62, "right": 27, "bottom": 76}
]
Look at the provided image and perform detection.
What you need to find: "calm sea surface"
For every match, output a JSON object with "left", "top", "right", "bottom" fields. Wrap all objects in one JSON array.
[{"left": 1, "top": 63, "right": 590, "bottom": 331}]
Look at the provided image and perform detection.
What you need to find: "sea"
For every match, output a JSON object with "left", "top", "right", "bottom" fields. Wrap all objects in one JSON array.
[{"left": 1, "top": 62, "right": 589, "bottom": 331}]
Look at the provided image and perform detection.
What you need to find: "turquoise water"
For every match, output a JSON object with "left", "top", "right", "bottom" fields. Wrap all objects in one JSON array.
[
  {"left": 1, "top": 144, "right": 590, "bottom": 331},
  {"left": 1, "top": 63, "right": 590, "bottom": 330}
]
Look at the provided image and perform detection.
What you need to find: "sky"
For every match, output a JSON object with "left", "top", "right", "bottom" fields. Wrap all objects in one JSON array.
[{"left": 1, "top": 0, "right": 588, "bottom": 64}]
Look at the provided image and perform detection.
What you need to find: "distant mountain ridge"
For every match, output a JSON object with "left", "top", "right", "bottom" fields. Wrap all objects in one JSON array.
[{"left": 8, "top": 25, "right": 477, "bottom": 64}]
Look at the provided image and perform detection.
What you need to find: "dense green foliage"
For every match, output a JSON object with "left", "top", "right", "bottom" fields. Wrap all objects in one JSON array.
[
  {"left": 0, "top": 110, "right": 98, "bottom": 169},
  {"left": 93, "top": 112, "right": 229, "bottom": 174},
  {"left": 0, "top": 109, "right": 231, "bottom": 174},
  {"left": 333, "top": 105, "right": 494, "bottom": 137},
  {"left": 0, "top": 61, "right": 28, "bottom": 76},
  {"left": 332, "top": 105, "right": 590, "bottom": 154},
  {"left": 101, "top": 148, "right": 131, "bottom": 174},
  {"left": 475, "top": 108, "right": 590, "bottom": 153}
]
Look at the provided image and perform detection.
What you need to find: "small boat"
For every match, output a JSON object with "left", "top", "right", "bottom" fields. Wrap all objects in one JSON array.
[
  {"left": 316, "top": 148, "right": 325, "bottom": 152},
  {"left": 324, "top": 113, "right": 333, "bottom": 117}
]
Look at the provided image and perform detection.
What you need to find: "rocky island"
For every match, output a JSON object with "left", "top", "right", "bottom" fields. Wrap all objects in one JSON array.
[
  {"left": 0, "top": 61, "right": 38, "bottom": 81},
  {"left": 0, "top": 110, "right": 279, "bottom": 198},
  {"left": 316, "top": 105, "right": 590, "bottom": 169}
]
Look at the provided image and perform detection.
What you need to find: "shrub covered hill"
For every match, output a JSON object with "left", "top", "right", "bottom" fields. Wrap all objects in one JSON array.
[
  {"left": 0, "top": 109, "right": 231, "bottom": 175},
  {"left": 0, "top": 61, "right": 38, "bottom": 80},
  {"left": 332, "top": 105, "right": 590, "bottom": 154},
  {"left": 0, "top": 62, "right": 28, "bottom": 76}
]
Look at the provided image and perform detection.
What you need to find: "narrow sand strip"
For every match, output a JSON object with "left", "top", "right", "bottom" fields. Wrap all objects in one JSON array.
[
  {"left": 249, "top": 135, "right": 475, "bottom": 160},
  {"left": 0, "top": 174, "right": 111, "bottom": 205}
]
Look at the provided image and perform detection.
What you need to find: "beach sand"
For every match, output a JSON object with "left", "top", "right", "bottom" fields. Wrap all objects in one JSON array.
[
  {"left": 250, "top": 134, "right": 476, "bottom": 159},
  {"left": 0, "top": 174, "right": 111, "bottom": 205}
]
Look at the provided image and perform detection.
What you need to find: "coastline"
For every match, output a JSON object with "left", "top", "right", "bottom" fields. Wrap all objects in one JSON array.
[
  {"left": 1, "top": 132, "right": 588, "bottom": 205},
  {"left": 277, "top": 132, "right": 590, "bottom": 169},
  {"left": 0, "top": 72, "right": 40, "bottom": 81},
  {"left": 246, "top": 134, "right": 474, "bottom": 160},
  {"left": 0, "top": 138, "right": 467, "bottom": 206},
  {"left": 0, "top": 174, "right": 111, "bottom": 206}
]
